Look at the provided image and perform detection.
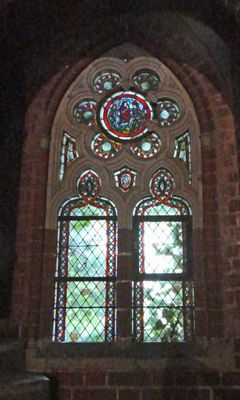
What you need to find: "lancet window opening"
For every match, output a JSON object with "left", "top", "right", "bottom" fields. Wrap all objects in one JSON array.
[{"left": 47, "top": 50, "right": 201, "bottom": 343}]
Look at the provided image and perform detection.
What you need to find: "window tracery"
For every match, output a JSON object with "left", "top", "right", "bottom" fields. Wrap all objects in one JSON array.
[{"left": 47, "top": 51, "right": 201, "bottom": 343}]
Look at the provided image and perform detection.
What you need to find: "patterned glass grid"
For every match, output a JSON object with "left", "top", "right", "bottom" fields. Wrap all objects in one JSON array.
[
  {"left": 60, "top": 133, "right": 79, "bottom": 180},
  {"left": 133, "top": 195, "right": 194, "bottom": 342},
  {"left": 174, "top": 132, "right": 192, "bottom": 183},
  {"left": 53, "top": 199, "right": 117, "bottom": 342},
  {"left": 54, "top": 281, "right": 115, "bottom": 342},
  {"left": 138, "top": 220, "right": 185, "bottom": 274},
  {"left": 134, "top": 280, "right": 194, "bottom": 342}
]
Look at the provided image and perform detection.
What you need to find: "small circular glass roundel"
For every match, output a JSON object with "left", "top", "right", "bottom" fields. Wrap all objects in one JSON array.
[
  {"left": 91, "top": 133, "right": 122, "bottom": 159},
  {"left": 93, "top": 70, "right": 121, "bottom": 94},
  {"left": 157, "top": 99, "right": 181, "bottom": 126},
  {"left": 98, "top": 90, "right": 153, "bottom": 142},
  {"left": 133, "top": 69, "right": 160, "bottom": 93},
  {"left": 130, "top": 132, "right": 161, "bottom": 159},
  {"left": 72, "top": 100, "right": 97, "bottom": 126}
]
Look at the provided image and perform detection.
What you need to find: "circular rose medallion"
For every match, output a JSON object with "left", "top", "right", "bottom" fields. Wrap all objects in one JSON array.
[{"left": 98, "top": 90, "right": 153, "bottom": 142}]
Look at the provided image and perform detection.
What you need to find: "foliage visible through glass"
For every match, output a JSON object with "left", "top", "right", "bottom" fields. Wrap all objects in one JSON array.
[
  {"left": 142, "top": 220, "right": 184, "bottom": 274},
  {"left": 53, "top": 198, "right": 117, "bottom": 342},
  {"left": 133, "top": 187, "right": 194, "bottom": 342}
]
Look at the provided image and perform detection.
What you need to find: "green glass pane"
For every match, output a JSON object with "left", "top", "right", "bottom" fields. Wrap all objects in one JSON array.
[{"left": 68, "top": 220, "right": 107, "bottom": 277}]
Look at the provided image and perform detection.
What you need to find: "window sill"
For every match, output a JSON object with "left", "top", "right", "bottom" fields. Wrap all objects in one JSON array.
[{"left": 26, "top": 340, "right": 204, "bottom": 372}]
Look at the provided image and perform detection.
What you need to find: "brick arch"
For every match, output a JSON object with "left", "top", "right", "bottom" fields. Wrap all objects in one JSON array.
[{"left": 12, "top": 41, "right": 239, "bottom": 347}]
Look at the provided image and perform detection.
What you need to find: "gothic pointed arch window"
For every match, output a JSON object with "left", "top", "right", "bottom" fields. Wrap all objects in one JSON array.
[{"left": 47, "top": 46, "right": 202, "bottom": 343}]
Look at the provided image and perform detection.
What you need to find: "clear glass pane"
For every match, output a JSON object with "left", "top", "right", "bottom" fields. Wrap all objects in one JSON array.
[
  {"left": 65, "top": 307, "right": 106, "bottom": 342},
  {"left": 134, "top": 281, "right": 194, "bottom": 342},
  {"left": 68, "top": 220, "right": 108, "bottom": 277},
  {"left": 142, "top": 221, "right": 184, "bottom": 274},
  {"left": 54, "top": 281, "right": 115, "bottom": 342}
]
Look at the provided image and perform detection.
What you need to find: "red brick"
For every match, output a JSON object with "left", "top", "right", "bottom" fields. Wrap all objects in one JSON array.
[
  {"left": 73, "top": 389, "right": 116, "bottom": 400},
  {"left": 58, "top": 372, "right": 84, "bottom": 386},
  {"left": 85, "top": 372, "right": 106, "bottom": 386},
  {"left": 108, "top": 371, "right": 151, "bottom": 386},
  {"left": 189, "top": 389, "right": 211, "bottom": 400},
  {"left": 230, "top": 199, "right": 240, "bottom": 213},
  {"left": 59, "top": 387, "right": 72, "bottom": 400},
  {"left": 222, "top": 372, "right": 240, "bottom": 385},
  {"left": 174, "top": 370, "right": 199, "bottom": 385},
  {"left": 151, "top": 369, "right": 175, "bottom": 385},
  {"left": 142, "top": 389, "right": 188, "bottom": 400},
  {"left": 213, "top": 389, "right": 240, "bottom": 400},
  {"left": 119, "top": 389, "right": 139, "bottom": 400},
  {"left": 234, "top": 339, "right": 240, "bottom": 352},
  {"left": 235, "top": 355, "right": 240, "bottom": 368}
]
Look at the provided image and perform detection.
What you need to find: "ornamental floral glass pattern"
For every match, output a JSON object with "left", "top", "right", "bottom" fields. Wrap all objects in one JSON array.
[
  {"left": 130, "top": 133, "right": 161, "bottom": 159},
  {"left": 77, "top": 170, "right": 101, "bottom": 203},
  {"left": 114, "top": 167, "right": 137, "bottom": 192},
  {"left": 60, "top": 132, "right": 79, "bottom": 180},
  {"left": 93, "top": 70, "right": 121, "bottom": 93},
  {"left": 174, "top": 132, "right": 192, "bottom": 183},
  {"left": 53, "top": 197, "right": 117, "bottom": 342},
  {"left": 133, "top": 169, "right": 194, "bottom": 342},
  {"left": 91, "top": 133, "right": 122, "bottom": 159},
  {"left": 73, "top": 100, "right": 97, "bottom": 126},
  {"left": 98, "top": 90, "right": 153, "bottom": 142},
  {"left": 157, "top": 99, "right": 181, "bottom": 126},
  {"left": 132, "top": 69, "right": 160, "bottom": 93}
]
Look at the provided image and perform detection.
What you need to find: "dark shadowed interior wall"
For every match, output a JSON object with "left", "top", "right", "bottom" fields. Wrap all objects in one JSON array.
[{"left": 1, "top": 1, "right": 240, "bottom": 399}]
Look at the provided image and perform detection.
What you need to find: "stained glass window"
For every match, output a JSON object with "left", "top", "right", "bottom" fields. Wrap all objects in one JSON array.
[
  {"left": 133, "top": 169, "right": 194, "bottom": 342},
  {"left": 60, "top": 133, "right": 79, "bottom": 180},
  {"left": 98, "top": 90, "right": 153, "bottom": 142},
  {"left": 174, "top": 132, "right": 192, "bottom": 183},
  {"left": 53, "top": 55, "right": 198, "bottom": 345},
  {"left": 114, "top": 166, "right": 137, "bottom": 192},
  {"left": 132, "top": 69, "right": 160, "bottom": 92},
  {"left": 73, "top": 100, "right": 97, "bottom": 126},
  {"left": 53, "top": 191, "right": 117, "bottom": 342},
  {"left": 92, "top": 133, "right": 122, "bottom": 159},
  {"left": 157, "top": 99, "right": 181, "bottom": 126},
  {"left": 93, "top": 70, "right": 121, "bottom": 93},
  {"left": 130, "top": 133, "right": 161, "bottom": 159}
]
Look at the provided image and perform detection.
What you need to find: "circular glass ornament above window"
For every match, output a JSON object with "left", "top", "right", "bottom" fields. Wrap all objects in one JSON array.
[
  {"left": 93, "top": 70, "right": 122, "bottom": 93},
  {"left": 157, "top": 99, "right": 181, "bottom": 126},
  {"left": 132, "top": 69, "right": 160, "bottom": 92},
  {"left": 91, "top": 133, "right": 122, "bottom": 159},
  {"left": 130, "top": 132, "right": 161, "bottom": 159},
  {"left": 98, "top": 90, "right": 153, "bottom": 142},
  {"left": 72, "top": 100, "right": 97, "bottom": 126}
]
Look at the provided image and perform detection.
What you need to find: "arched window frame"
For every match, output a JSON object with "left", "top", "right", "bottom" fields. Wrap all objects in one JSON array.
[{"left": 46, "top": 47, "right": 202, "bottom": 344}]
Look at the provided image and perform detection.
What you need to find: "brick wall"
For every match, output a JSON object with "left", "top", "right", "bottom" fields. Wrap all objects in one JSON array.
[
  {"left": 54, "top": 369, "right": 240, "bottom": 400},
  {"left": 5, "top": 6, "right": 240, "bottom": 400}
]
